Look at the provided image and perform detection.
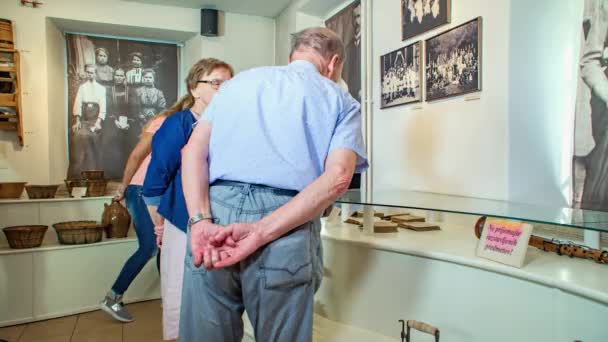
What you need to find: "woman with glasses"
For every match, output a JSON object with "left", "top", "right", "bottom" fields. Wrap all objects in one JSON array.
[{"left": 142, "top": 58, "right": 233, "bottom": 340}]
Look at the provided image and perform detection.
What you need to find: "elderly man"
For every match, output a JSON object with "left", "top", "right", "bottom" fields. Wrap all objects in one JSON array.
[{"left": 179, "top": 27, "right": 368, "bottom": 342}]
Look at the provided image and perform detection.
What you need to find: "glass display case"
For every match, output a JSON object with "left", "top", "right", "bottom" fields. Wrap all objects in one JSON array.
[
  {"left": 337, "top": 189, "right": 608, "bottom": 232},
  {"left": 332, "top": 189, "right": 608, "bottom": 267},
  {"left": 311, "top": 189, "right": 608, "bottom": 341}
]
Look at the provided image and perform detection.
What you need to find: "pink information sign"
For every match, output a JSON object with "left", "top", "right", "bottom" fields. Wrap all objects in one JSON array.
[{"left": 476, "top": 218, "right": 533, "bottom": 268}]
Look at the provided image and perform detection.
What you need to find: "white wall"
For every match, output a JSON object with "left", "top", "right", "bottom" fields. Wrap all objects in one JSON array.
[
  {"left": 46, "top": 19, "right": 69, "bottom": 185},
  {"left": 200, "top": 12, "right": 276, "bottom": 72},
  {"left": 275, "top": 0, "right": 324, "bottom": 65},
  {"left": 0, "top": 0, "right": 275, "bottom": 184},
  {"left": 372, "top": 0, "right": 510, "bottom": 201},
  {"left": 508, "top": 0, "right": 583, "bottom": 206},
  {"left": 277, "top": 0, "right": 584, "bottom": 207}
]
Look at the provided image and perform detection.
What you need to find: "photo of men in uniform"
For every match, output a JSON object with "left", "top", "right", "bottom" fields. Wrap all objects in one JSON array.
[
  {"left": 402, "top": 0, "right": 450, "bottom": 40},
  {"left": 574, "top": 0, "right": 608, "bottom": 213},
  {"left": 66, "top": 34, "right": 178, "bottom": 180},
  {"left": 425, "top": 17, "right": 481, "bottom": 101},
  {"left": 381, "top": 42, "right": 422, "bottom": 108},
  {"left": 326, "top": 1, "right": 361, "bottom": 102}
]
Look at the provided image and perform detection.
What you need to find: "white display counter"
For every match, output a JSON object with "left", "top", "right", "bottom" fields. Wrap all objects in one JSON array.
[
  {"left": 315, "top": 217, "right": 608, "bottom": 342},
  {"left": 3, "top": 197, "right": 607, "bottom": 341}
]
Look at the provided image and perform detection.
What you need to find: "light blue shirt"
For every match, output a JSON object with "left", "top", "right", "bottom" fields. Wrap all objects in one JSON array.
[{"left": 201, "top": 60, "right": 368, "bottom": 191}]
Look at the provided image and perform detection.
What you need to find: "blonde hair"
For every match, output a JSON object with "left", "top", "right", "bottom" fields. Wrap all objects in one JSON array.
[{"left": 143, "top": 58, "right": 233, "bottom": 129}]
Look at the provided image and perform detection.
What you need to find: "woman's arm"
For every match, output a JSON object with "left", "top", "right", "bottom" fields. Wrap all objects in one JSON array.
[
  {"left": 114, "top": 132, "right": 153, "bottom": 200},
  {"left": 142, "top": 117, "right": 187, "bottom": 199}
]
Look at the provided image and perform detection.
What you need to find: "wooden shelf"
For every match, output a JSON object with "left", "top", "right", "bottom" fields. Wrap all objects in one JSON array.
[
  {"left": 0, "top": 49, "right": 23, "bottom": 145},
  {"left": 0, "top": 93, "right": 16, "bottom": 107},
  {"left": 0, "top": 121, "right": 17, "bottom": 130}
]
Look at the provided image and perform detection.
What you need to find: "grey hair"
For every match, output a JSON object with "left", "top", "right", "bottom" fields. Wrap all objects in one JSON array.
[{"left": 290, "top": 27, "right": 345, "bottom": 61}]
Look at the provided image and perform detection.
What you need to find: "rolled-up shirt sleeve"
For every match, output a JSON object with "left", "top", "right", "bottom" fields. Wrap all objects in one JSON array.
[
  {"left": 328, "top": 96, "right": 369, "bottom": 173},
  {"left": 143, "top": 117, "right": 187, "bottom": 199}
]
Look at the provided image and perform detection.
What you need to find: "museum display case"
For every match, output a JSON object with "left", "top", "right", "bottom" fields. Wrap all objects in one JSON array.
[{"left": 307, "top": 189, "right": 608, "bottom": 341}]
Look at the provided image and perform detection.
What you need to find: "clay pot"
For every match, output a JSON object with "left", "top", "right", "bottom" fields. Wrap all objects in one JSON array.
[{"left": 102, "top": 199, "right": 131, "bottom": 238}]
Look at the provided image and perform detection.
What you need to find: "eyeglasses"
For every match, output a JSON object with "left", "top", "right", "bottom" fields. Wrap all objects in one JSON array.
[{"left": 197, "top": 79, "right": 225, "bottom": 87}]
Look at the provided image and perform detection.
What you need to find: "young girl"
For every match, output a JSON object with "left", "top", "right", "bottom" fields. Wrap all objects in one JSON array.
[{"left": 100, "top": 104, "right": 166, "bottom": 323}]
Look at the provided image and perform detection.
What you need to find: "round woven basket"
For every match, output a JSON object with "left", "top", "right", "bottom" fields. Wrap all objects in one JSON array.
[
  {"left": 85, "top": 179, "right": 107, "bottom": 197},
  {"left": 52, "top": 221, "right": 105, "bottom": 245},
  {"left": 0, "top": 182, "right": 26, "bottom": 199},
  {"left": 81, "top": 170, "right": 104, "bottom": 180},
  {"left": 25, "top": 185, "right": 59, "bottom": 199},
  {"left": 64, "top": 179, "right": 87, "bottom": 195},
  {"left": 3, "top": 225, "right": 47, "bottom": 249}
]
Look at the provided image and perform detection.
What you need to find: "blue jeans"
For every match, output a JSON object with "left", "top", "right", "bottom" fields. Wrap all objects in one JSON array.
[
  {"left": 111, "top": 185, "right": 158, "bottom": 295},
  {"left": 179, "top": 181, "right": 323, "bottom": 342}
]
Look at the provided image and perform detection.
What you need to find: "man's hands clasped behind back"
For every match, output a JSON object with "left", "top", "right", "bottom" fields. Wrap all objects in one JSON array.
[{"left": 189, "top": 220, "right": 266, "bottom": 270}]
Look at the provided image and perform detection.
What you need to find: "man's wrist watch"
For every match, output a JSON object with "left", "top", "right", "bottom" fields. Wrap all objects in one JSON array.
[{"left": 188, "top": 213, "right": 213, "bottom": 228}]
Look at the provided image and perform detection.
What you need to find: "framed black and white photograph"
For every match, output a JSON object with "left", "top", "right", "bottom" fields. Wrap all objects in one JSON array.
[
  {"left": 326, "top": 0, "right": 361, "bottom": 102},
  {"left": 401, "top": 0, "right": 451, "bottom": 41},
  {"left": 573, "top": 0, "right": 608, "bottom": 212},
  {"left": 380, "top": 41, "right": 422, "bottom": 109},
  {"left": 65, "top": 34, "right": 179, "bottom": 180},
  {"left": 425, "top": 17, "right": 482, "bottom": 102}
]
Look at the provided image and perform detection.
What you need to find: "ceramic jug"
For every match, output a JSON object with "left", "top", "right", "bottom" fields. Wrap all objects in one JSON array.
[{"left": 102, "top": 199, "right": 131, "bottom": 238}]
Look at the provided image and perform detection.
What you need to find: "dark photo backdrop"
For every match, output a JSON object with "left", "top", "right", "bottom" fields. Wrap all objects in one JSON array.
[{"left": 66, "top": 34, "right": 178, "bottom": 180}]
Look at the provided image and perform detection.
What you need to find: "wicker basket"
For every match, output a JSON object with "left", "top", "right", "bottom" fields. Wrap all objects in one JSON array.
[
  {"left": 52, "top": 221, "right": 105, "bottom": 245},
  {"left": 86, "top": 179, "right": 107, "bottom": 197},
  {"left": 64, "top": 179, "right": 108, "bottom": 197},
  {"left": 3, "top": 225, "right": 47, "bottom": 249},
  {"left": 64, "top": 179, "right": 87, "bottom": 195},
  {"left": 0, "top": 182, "right": 26, "bottom": 199},
  {"left": 81, "top": 170, "right": 104, "bottom": 180},
  {"left": 25, "top": 184, "right": 59, "bottom": 199}
]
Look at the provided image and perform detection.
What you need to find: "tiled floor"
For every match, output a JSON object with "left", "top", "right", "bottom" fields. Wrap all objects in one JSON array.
[{"left": 0, "top": 300, "right": 175, "bottom": 342}]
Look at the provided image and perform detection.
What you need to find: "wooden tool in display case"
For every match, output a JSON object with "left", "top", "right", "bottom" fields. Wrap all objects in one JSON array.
[
  {"left": 399, "top": 319, "right": 440, "bottom": 342},
  {"left": 344, "top": 215, "right": 399, "bottom": 233},
  {"left": 474, "top": 216, "right": 608, "bottom": 265},
  {"left": 391, "top": 214, "right": 426, "bottom": 224},
  {"left": 344, "top": 211, "right": 441, "bottom": 233},
  {"left": 398, "top": 221, "right": 441, "bottom": 232}
]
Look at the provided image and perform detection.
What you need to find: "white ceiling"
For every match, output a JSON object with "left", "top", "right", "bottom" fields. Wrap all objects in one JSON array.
[
  {"left": 299, "top": 0, "right": 351, "bottom": 17},
  {"left": 123, "top": 0, "right": 295, "bottom": 18}
]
